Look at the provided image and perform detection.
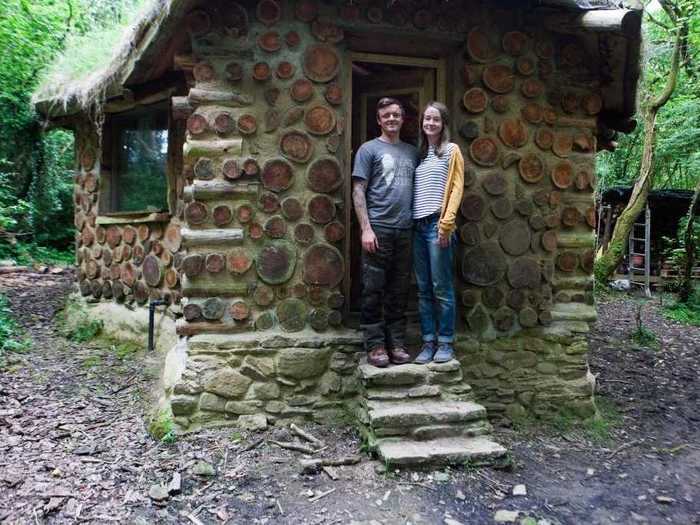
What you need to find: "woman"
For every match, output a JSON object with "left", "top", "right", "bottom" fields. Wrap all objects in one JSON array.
[{"left": 412, "top": 101, "right": 464, "bottom": 364}]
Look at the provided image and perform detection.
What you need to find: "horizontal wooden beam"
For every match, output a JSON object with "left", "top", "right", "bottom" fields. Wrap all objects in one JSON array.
[
  {"left": 542, "top": 8, "right": 641, "bottom": 36},
  {"left": 184, "top": 139, "right": 242, "bottom": 158},
  {"left": 181, "top": 275, "right": 251, "bottom": 297},
  {"left": 176, "top": 319, "right": 252, "bottom": 336},
  {"left": 181, "top": 227, "right": 244, "bottom": 247},
  {"left": 188, "top": 88, "right": 253, "bottom": 108},
  {"left": 183, "top": 181, "right": 259, "bottom": 202}
]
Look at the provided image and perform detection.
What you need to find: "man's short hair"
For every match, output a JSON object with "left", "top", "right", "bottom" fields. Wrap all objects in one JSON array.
[{"left": 376, "top": 97, "right": 404, "bottom": 116}]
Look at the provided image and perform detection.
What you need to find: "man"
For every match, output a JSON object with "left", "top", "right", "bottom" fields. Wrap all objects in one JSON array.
[{"left": 352, "top": 97, "right": 419, "bottom": 367}]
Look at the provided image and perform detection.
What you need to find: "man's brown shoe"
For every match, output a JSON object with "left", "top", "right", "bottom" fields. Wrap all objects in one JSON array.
[
  {"left": 367, "top": 346, "right": 389, "bottom": 368},
  {"left": 389, "top": 347, "right": 411, "bottom": 365}
]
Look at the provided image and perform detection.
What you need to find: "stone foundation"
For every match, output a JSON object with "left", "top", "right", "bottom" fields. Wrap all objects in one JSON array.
[
  {"left": 67, "top": 295, "right": 595, "bottom": 428},
  {"left": 455, "top": 321, "right": 596, "bottom": 422},
  {"left": 165, "top": 331, "right": 364, "bottom": 431}
]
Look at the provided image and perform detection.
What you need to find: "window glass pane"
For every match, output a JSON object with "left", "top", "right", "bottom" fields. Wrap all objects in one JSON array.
[{"left": 117, "top": 111, "right": 168, "bottom": 212}]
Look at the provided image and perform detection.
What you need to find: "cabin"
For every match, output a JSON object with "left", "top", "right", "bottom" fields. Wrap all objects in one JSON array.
[
  {"left": 598, "top": 187, "right": 700, "bottom": 294},
  {"left": 35, "top": 0, "right": 643, "bottom": 464}
]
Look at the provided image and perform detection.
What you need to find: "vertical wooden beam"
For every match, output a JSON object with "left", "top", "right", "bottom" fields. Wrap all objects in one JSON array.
[
  {"left": 343, "top": 52, "right": 353, "bottom": 321},
  {"left": 644, "top": 203, "right": 651, "bottom": 297}
]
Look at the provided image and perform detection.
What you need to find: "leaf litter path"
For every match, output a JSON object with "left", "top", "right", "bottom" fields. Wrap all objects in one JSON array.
[{"left": 0, "top": 272, "right": 699, "bottom": 525}]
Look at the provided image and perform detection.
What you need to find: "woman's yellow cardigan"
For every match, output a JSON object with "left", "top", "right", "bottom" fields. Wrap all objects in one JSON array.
[{"left": 437, "top": 143, "right": 465, "bottom": 238}]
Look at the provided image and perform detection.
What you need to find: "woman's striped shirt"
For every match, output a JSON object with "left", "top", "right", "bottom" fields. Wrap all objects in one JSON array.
[{"left": 412, "top": 143, "right": 453, "bottom": 220}]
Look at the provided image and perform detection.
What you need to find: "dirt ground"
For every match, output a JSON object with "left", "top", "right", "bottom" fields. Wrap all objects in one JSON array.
[{"left": 0, "top": 271, "right": 698, "bottom": 525}]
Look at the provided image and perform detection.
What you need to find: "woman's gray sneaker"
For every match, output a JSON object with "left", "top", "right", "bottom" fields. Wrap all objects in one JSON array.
[
  {"left": 413, "top": 342, "right": 436, "bottom": 364},
  {"left": 433, "top": 343, "right": 454, "bottom": 363}
]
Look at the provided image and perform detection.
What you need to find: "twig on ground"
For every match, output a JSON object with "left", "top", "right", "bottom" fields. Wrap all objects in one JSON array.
[
  {"left": 397, "top": 481, "right": 436, "bottom": 491},
  {"left": 308, "top": 488, "right": 336, "bottom": 502},
  {"left": 269, "top": 440, "right": 317, "bottom": 455},
  {"left": 276, "top": 499, "right": 284, "bottom": 515},
  {"left": 181, "top": 512, "right": 204, "bottom": 525},
  {"left": 238, "top": 438, "right": 264, "bottom": 454},
  {"left": 290, "top": 423, "right": 325, "bottom": 447},
  {"left": 608, "top": 439, "right": 643, "bottom": 459}
]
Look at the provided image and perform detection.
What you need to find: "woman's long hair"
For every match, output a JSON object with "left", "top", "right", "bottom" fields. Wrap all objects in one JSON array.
[{"left": 418, "top": 101, "right": 451, "bottom": 159}]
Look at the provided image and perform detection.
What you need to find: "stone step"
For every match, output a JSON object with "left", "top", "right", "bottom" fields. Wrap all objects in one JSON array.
[
  {"left": 375, "top": 420, "right": 492, "bottom": 439},
  {"left": 364, "top": 384, "right": 441, "bottom": 401},
  {"left": 358, "top": 363, "right": 429, "bottom": 387},
  {"left": 366, "top": 399, "right": 487, "bottom": 429},
  {"left": 358, "top": 359, "right": 463, "bottom": 387},
  {"left": 376, "top": 436, "right": 507, "bottom": 467}
]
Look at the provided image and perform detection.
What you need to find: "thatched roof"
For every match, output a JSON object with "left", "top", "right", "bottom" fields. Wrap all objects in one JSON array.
[
  {"left": 33, "top": 0, "right": 189, "bottom": 119},
  {"left": 34, "top": 0, "right": 643, "bottom": 125}
]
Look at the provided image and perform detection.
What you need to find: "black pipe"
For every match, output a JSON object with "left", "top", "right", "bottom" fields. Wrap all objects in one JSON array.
[{"left": 148, "top": 300, "right": 166, "bottom": 352}]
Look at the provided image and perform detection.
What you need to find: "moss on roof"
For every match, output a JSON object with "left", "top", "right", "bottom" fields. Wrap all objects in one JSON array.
[{"left": 32, "top": 0, "right": 172, "bottom": 115}]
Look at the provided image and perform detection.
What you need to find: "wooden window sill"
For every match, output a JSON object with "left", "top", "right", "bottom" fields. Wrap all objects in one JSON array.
[{"left": 96, "top": 212, "right": 170, "bottom": 225}]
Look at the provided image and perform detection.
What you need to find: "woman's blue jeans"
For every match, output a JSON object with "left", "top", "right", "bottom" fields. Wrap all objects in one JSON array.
[{"left": 413, "top": 214, "right": 456, "bottom": 344}]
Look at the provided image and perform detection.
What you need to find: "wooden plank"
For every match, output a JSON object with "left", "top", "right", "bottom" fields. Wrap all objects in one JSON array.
[{"left": 181, "top": 228, "right": 244, "bottom": 248}]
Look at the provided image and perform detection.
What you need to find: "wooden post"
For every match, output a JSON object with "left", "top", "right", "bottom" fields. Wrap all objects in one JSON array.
[{"left": 644, "top": 203, "right": 651, "bottom": 298}]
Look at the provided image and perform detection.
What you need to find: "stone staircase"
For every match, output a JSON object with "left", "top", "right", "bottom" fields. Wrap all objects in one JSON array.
[{"left": 353, "top": 359, "right": 507, "bottom": 467}]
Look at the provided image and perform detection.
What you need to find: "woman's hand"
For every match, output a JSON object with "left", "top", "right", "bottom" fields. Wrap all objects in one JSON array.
[{"left": 437, "top": 231, "right": 450, "bottom": 248}]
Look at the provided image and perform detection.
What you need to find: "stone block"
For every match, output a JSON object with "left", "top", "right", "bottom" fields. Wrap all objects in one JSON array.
[
  {"left": 171, "top": 394, "right": 199, "bottom": 416},
  {"left": 237, "top": 414, "right": 267, "bottom": 431},
  {"left": 479, "top": 363, "right": 502, "bottom": 378},
  {"left": 358, "top": 363, "right": 428, "bottom": 387},
  {"left": 265, "top": 400, "right": 285, "bottom": 414},
  {"left": 485, "top": 350, "right": 506, "bottom": 364},
  {"left": 427, "top": 360, "right": 461, "bottom": 373},
  {"left": 454, "top": 337, "right": 479, "bottom": 354},
  {"left": 200, "top": 392, "right": 227, "bottom": 412},
  {"left": 287, "top": 395, "right": 318, "bottom": 406},
  {"left": 240, "top": 355, "right": 276, "bottom": 381},
  {"left": 251, "top": 381, "right": 280, "bottom": 400},
  {"left": 536, "top": 362, "right": 558, "bottom": 375},
  {"left": 408, "top": 385, "right": 441, "bottom": 398},
  {"left": 173, "top": 416, "right": 190, "bottom": 428},
  {"left": 204, "top": 369, "right": 252, "bottom": 399},
  {"left": 329, "top": 351, "right": 358, "bottom": 373},
  {"left": 225, "top": 400, "right": 263, "bottom": 415},
  {"left": 277, "top": 347, "right": 331, "bottom": 379},
  {"left": 340, "top": 375, "right": 360, "bottom": 396},
  {"left": 294, "top": 378, "right": 319, "bottom": 393},
  {"left": 505, "top": 403, "right": 527, "bottom": 421},
  {"left": 226, "top": 356, "right": 243, "bottom": 368},
  {"left": 502, "top": 351, "right": 537, "bottom": 370},
  {"left": 281, "top": 406, "right": 313, "bottom": 417},
  {"left": 173, "top": 380, "right": 202, "bottom": 395},
  {"left": 559, "top": 366, "right": 588, "bottom": 381},
  {"left": 565, "top": 340, "right": 589, "bottom": 355},
  {"left": 319, "top": 371, "right": 342, "bottom": 395}
]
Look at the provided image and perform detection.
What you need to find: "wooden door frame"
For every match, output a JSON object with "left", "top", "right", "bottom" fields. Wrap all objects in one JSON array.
[{"left": 342, "top": 52, "right": 447, "bottom": 320}]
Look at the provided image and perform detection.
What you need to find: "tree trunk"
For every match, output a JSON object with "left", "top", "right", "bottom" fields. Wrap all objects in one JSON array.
[
  {"left": 594, "top": 19, "right": 683, "bottom": 283},
  {"left": 679, "top": 178, "right": 700, "bottom": 303}
]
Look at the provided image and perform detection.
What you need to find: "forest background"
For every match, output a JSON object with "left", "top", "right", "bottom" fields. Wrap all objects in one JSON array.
[{"left": 0, "top": 0, "right": 697, "bottom": 264}]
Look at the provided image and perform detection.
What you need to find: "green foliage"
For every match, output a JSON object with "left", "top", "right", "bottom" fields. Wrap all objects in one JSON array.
[
  {"left": 631, "top": 324, "right": 659, "bottom": 348},
  {"left": 61, "top": 313, "right": 103, "bottom": 343},
  {"left": 597, "top": 6, "right": 700, "bottom": 193},
  {"left": 0, "top": 294, "right": 31, "bottom": 365},
  {"left": 663, "top": 289, "right": 700, "bottom": 325},
  {"left": 0, "top": 0, "right": 148, "bottom": 263},
  {"left": 148, "top": 408, "right": 176, "bottom": 443}
]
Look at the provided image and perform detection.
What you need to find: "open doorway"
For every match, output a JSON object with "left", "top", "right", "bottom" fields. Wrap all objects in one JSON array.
[{"left": 345, "top": 53, "right": 445, "bottom": 343}]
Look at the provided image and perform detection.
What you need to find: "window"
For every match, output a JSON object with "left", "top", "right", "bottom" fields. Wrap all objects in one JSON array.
[{"left": 107, "top": 105, "right": 170, "bottom": 214}]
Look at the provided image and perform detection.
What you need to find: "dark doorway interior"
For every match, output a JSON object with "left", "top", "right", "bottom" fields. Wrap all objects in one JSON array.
[{"left": 347, "top": 60, "right": 438, "bottom": 347}]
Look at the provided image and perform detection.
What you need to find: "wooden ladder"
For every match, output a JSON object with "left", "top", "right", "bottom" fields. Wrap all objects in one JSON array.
[{"left": 627, "top": 203, "right": 651, "bottom": 297}]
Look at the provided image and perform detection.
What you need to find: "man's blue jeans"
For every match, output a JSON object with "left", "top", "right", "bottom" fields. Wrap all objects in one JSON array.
[{"left": 413, "top": 214, "right": 456, "bottom": 344}]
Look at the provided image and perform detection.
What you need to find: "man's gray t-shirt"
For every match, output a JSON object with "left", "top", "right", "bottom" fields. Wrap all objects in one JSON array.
[{"left": 352, "top": 138, "right": 418, "bottom": 229}]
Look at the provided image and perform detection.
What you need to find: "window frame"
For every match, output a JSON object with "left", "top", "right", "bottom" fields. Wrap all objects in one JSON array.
[{"left": 98, "top": 100, "right": 182, "bottom": 221}]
